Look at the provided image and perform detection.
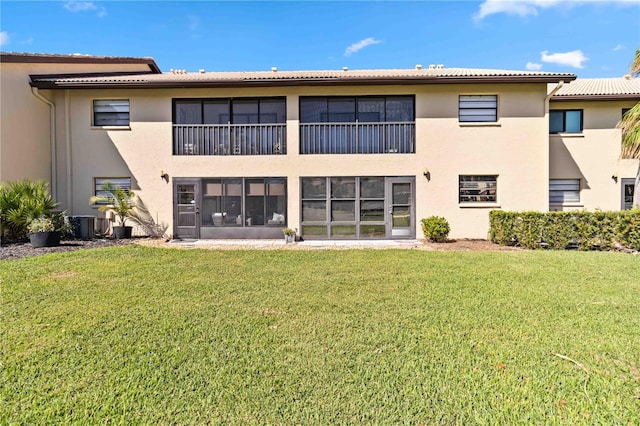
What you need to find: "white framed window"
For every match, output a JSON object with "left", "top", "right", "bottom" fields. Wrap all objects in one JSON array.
[
  {"left": 459, "top": 175, "right": 497, "bottom": 203},
  {"left": 459, "top": 95, "right": 497, "bottom": 122},
  {"left": 549, "top": 179, "right": 580, "bottom": 204},
  {"left": 93, "top": 99, "right": 130, "bottom": 126},
  {"left": 94, "top": 177, "right": 131, "bottom": 204},
  {"left": 622, "top": 178, "right": 635, "bottom": 210}
]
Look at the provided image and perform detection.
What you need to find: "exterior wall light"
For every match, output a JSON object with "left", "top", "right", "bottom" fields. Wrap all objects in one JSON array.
[
  {"left": 423, "top": 168, "right": 431, "bottom": 181},
  {"left": 160, "top": 170, "right": 169, "bottom": 182}
]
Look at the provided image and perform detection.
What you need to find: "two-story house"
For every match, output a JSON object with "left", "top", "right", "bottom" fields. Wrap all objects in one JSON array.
[{"left": 1, "top": 53, "right": 638, "bottom": 240}]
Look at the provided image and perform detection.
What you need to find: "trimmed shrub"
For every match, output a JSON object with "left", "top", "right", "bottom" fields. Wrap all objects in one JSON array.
[
  {"left": 421, "top": 216, "right": 450, "bottom": 242},
  {"left": 489, "top": 210, "right": 640, "bottom": 251}
]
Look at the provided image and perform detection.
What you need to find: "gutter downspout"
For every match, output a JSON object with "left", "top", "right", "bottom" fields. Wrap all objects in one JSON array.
[
  {"left": 65, "top": 90, "right": 73, "bottom": 214},
  {"left": 544, "top": 81, "right": 564, "bottom": 212},
  {"left": 30, "top": 87, "right": 57, "bottom": 200}
]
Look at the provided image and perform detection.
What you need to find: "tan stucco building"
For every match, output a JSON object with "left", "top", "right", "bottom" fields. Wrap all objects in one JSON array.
[{"left": 1, "top": 53, "right": 638, "bottom": 240}]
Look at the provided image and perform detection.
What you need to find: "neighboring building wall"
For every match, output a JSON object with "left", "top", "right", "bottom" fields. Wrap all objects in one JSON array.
[
  {"left": 59, "top": 83, "right": 550, "bottom": 239},
  {"left": 549, "top": 99, "right": 639, "bottom": 211}
]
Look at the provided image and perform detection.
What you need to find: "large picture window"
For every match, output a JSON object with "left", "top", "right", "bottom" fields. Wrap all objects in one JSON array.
[
  {"left": 299, "top": 96, "right": 415, "bottom": 154},
  {"left": 300, "top": 96, "right": 414, "bottom": 123},
  {"left": 201, "top": 178, "right": 286, "bottom": 227},
  {"left": 174, "top": 98, "right": 286, "bottom": 125}
]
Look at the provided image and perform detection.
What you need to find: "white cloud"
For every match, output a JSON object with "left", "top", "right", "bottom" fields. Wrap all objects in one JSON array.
[
  {"left": 526, "top": 62, "right": 543, "bottom": 71},
  {"left": 0, "top": 31, "right": 9, "bottom": 46},
  {"left": 475, "top": 0, "right": 637, "bottom": 20},
  {"left": 613, "top": 44, "right": 626, "bottom": 51},
  {"left": 541, "top": 50, "right": 589, "bottom": 69},
  {"left": 344, "top": 37, "right": 381, "bottom": 57},
  {"left": 64, "top": 1, "right": 106, "bottom": 17}
]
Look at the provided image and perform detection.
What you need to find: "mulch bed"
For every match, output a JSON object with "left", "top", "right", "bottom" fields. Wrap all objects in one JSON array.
[{"left": 0, "top": 238, "right": 134, "bottom": 260}]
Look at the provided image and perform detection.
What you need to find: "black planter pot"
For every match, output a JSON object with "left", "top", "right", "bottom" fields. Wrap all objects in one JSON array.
[
  {"left": 29, "top": 231, "right": 61, "bottom": 248},
  {"left": 112, "top": 226, "right": 133, "bottom": 239}
]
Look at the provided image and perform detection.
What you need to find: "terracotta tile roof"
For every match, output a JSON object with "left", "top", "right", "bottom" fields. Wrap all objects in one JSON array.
[
  {"left": 552, "top": 77, "right": 640, "bottom": 100},
  {"left": 29, "top": 67, "right": 575, "bottom": 89}
]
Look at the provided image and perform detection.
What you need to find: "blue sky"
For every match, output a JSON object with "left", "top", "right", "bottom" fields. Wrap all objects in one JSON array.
[{"left": 1, "top": 1, "right": 639, "bottom": 77}]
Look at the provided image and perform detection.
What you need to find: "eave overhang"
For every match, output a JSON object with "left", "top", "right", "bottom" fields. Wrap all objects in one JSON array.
[{"left": 29, "top": 75, "right": 576, "bottom": 90}]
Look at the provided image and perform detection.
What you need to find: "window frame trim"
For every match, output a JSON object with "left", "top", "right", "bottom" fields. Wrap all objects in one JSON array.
[
  {"left": 92, "top": 99, "right": 130, "bottom": 128},
  {"left": 172, "top": 97, "right": 287, "bottom": 125},
  {"left": 299, "top": 95, "right": 416, "bottom": 124},
  {"left": 549, "top": 178, "right": 581, "bottom": 205},
  {"left": 458, "top": 94, "right": 498, "bottom": 123},
  {"left": 549, "top": 109, "right": 583, "bottom": 134},
  {"left": 458, "top": 174, "right": 498, "bottom": 204}
]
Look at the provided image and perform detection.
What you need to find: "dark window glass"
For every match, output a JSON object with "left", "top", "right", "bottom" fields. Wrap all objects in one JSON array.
[
  {"left": 175, "top": 101, "right": 202, "bottom": 124},
  {"left": 386, "top": 96, "right": 414, "bottom": 122},
  {"left": 328, "top": 98, "right": 356, "bottom": 122},
  {"left": 331, "top": 177, "right": 356, "bottom": 198},
  {"left": 358, "top": 98, "right": 385, "bottom": 122},
  {"left": 302, "top": 177, "right": 326, "bottom": 199},
  {"left": 300, "top": 99, "right": 327, "bottom": 123},
  {"left": 233, "top": 100, "right": 259, "bottom": 124},
  {"left": 260, "top": 99, "right": 286, "bottom": 123},
  {"left": 549, "top": 110, "right": 583, "bottom": 133},
  {"left": 175, "top": 98, "right": 284, "bottom": 125},
  {"left": 203, "top": 101, "right": 229, "bottom": 124}
]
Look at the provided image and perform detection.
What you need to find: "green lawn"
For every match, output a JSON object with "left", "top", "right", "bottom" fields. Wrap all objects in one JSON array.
[{"left": 2, "top": 246, "right": 639, "bottom": 424}]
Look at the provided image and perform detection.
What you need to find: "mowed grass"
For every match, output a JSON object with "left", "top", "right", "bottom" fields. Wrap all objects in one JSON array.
[{"left": 2, "top": 246, "right": 640, "bottom": 424}]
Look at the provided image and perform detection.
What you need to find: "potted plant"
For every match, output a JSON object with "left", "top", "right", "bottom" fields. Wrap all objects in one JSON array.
[
  {"left": 282, "top": 227, "right": 297, "bottom": 243},
  {"left": 27, "top": 212, "right": 69, "bottom": 248},
  {"left": 90, "top": 182, "right": 139, "bottom": 239}
]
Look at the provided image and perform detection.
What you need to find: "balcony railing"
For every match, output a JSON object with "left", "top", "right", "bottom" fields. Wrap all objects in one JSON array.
[
  {"left": 300, "top": 122, "right": 415, "bottom": 154},
  {"left": 173, "top": 124, "right": 286, "bottom": 156}
]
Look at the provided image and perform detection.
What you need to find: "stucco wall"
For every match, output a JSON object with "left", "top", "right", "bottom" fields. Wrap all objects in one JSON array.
[
  {"left": 58, "top": 83, "right": 550, "bottom": 239},
  {"left": 549, "top": 99, "right": 639, "bottom": 211},
  {"left": 0, "top": 61, "right": 155, "bottom": 196}
]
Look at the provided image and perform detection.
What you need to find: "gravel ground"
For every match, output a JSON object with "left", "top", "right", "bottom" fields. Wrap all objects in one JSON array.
[{"left": 0, "top": 238, "right": 134, "bottom": 260}]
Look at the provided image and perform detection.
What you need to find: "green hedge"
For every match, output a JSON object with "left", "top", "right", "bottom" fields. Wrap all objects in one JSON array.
[{"left": 489, "top": 210, "right": 640, "bottom": 251}]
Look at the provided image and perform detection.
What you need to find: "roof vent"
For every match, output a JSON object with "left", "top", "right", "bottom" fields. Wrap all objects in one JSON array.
[
  {"left": 428, "top": 64, "right": 435, "bottom": 70},
  {"left": 199, "top": 69, "right": 205, "bottom": 73},
  {"left": 271, "top": 67, "right": 278, "bottom": 72},
  {"left": 624, "top": 74, "right": 632, "bottom": 80},
  {"left": 343, "top": 67, "right": 348, "bottom": 71},
  {"left": 436, "top": 64, "right": 444, "bottom": 69},
  {"left": 415, "top": 64, "right": 423, "bottom": 70}
]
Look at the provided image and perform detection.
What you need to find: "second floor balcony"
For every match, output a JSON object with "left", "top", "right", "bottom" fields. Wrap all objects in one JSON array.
[
  {"left": 300, "top": 122, "right": 415, "bottom": 154},
  {"left": 173, "top": 123, "right": 286, "bottom": 156}
]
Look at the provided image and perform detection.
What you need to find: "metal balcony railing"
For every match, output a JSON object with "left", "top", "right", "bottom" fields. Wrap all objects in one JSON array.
[
  {"left": 300, "top": 122, "right": 415, "bottom": 154},
  {"left": 173, "top": 124, "right": 286, "bottom": 155}
]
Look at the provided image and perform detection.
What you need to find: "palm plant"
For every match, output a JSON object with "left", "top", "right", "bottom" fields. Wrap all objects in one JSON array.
[
  {"left": 617, "top": 48, "right": 640, "bottom": 207},
  {"left": 89, "top": 181, "right": 139, "bottom": 227},
  {"left": 0, "top": 180, "right": 59, "bottom": 241}
]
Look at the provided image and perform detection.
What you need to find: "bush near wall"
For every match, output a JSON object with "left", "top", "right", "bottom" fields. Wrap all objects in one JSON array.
[{"left": 489, "top": 210, "right": 640, "bottom": 251}]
